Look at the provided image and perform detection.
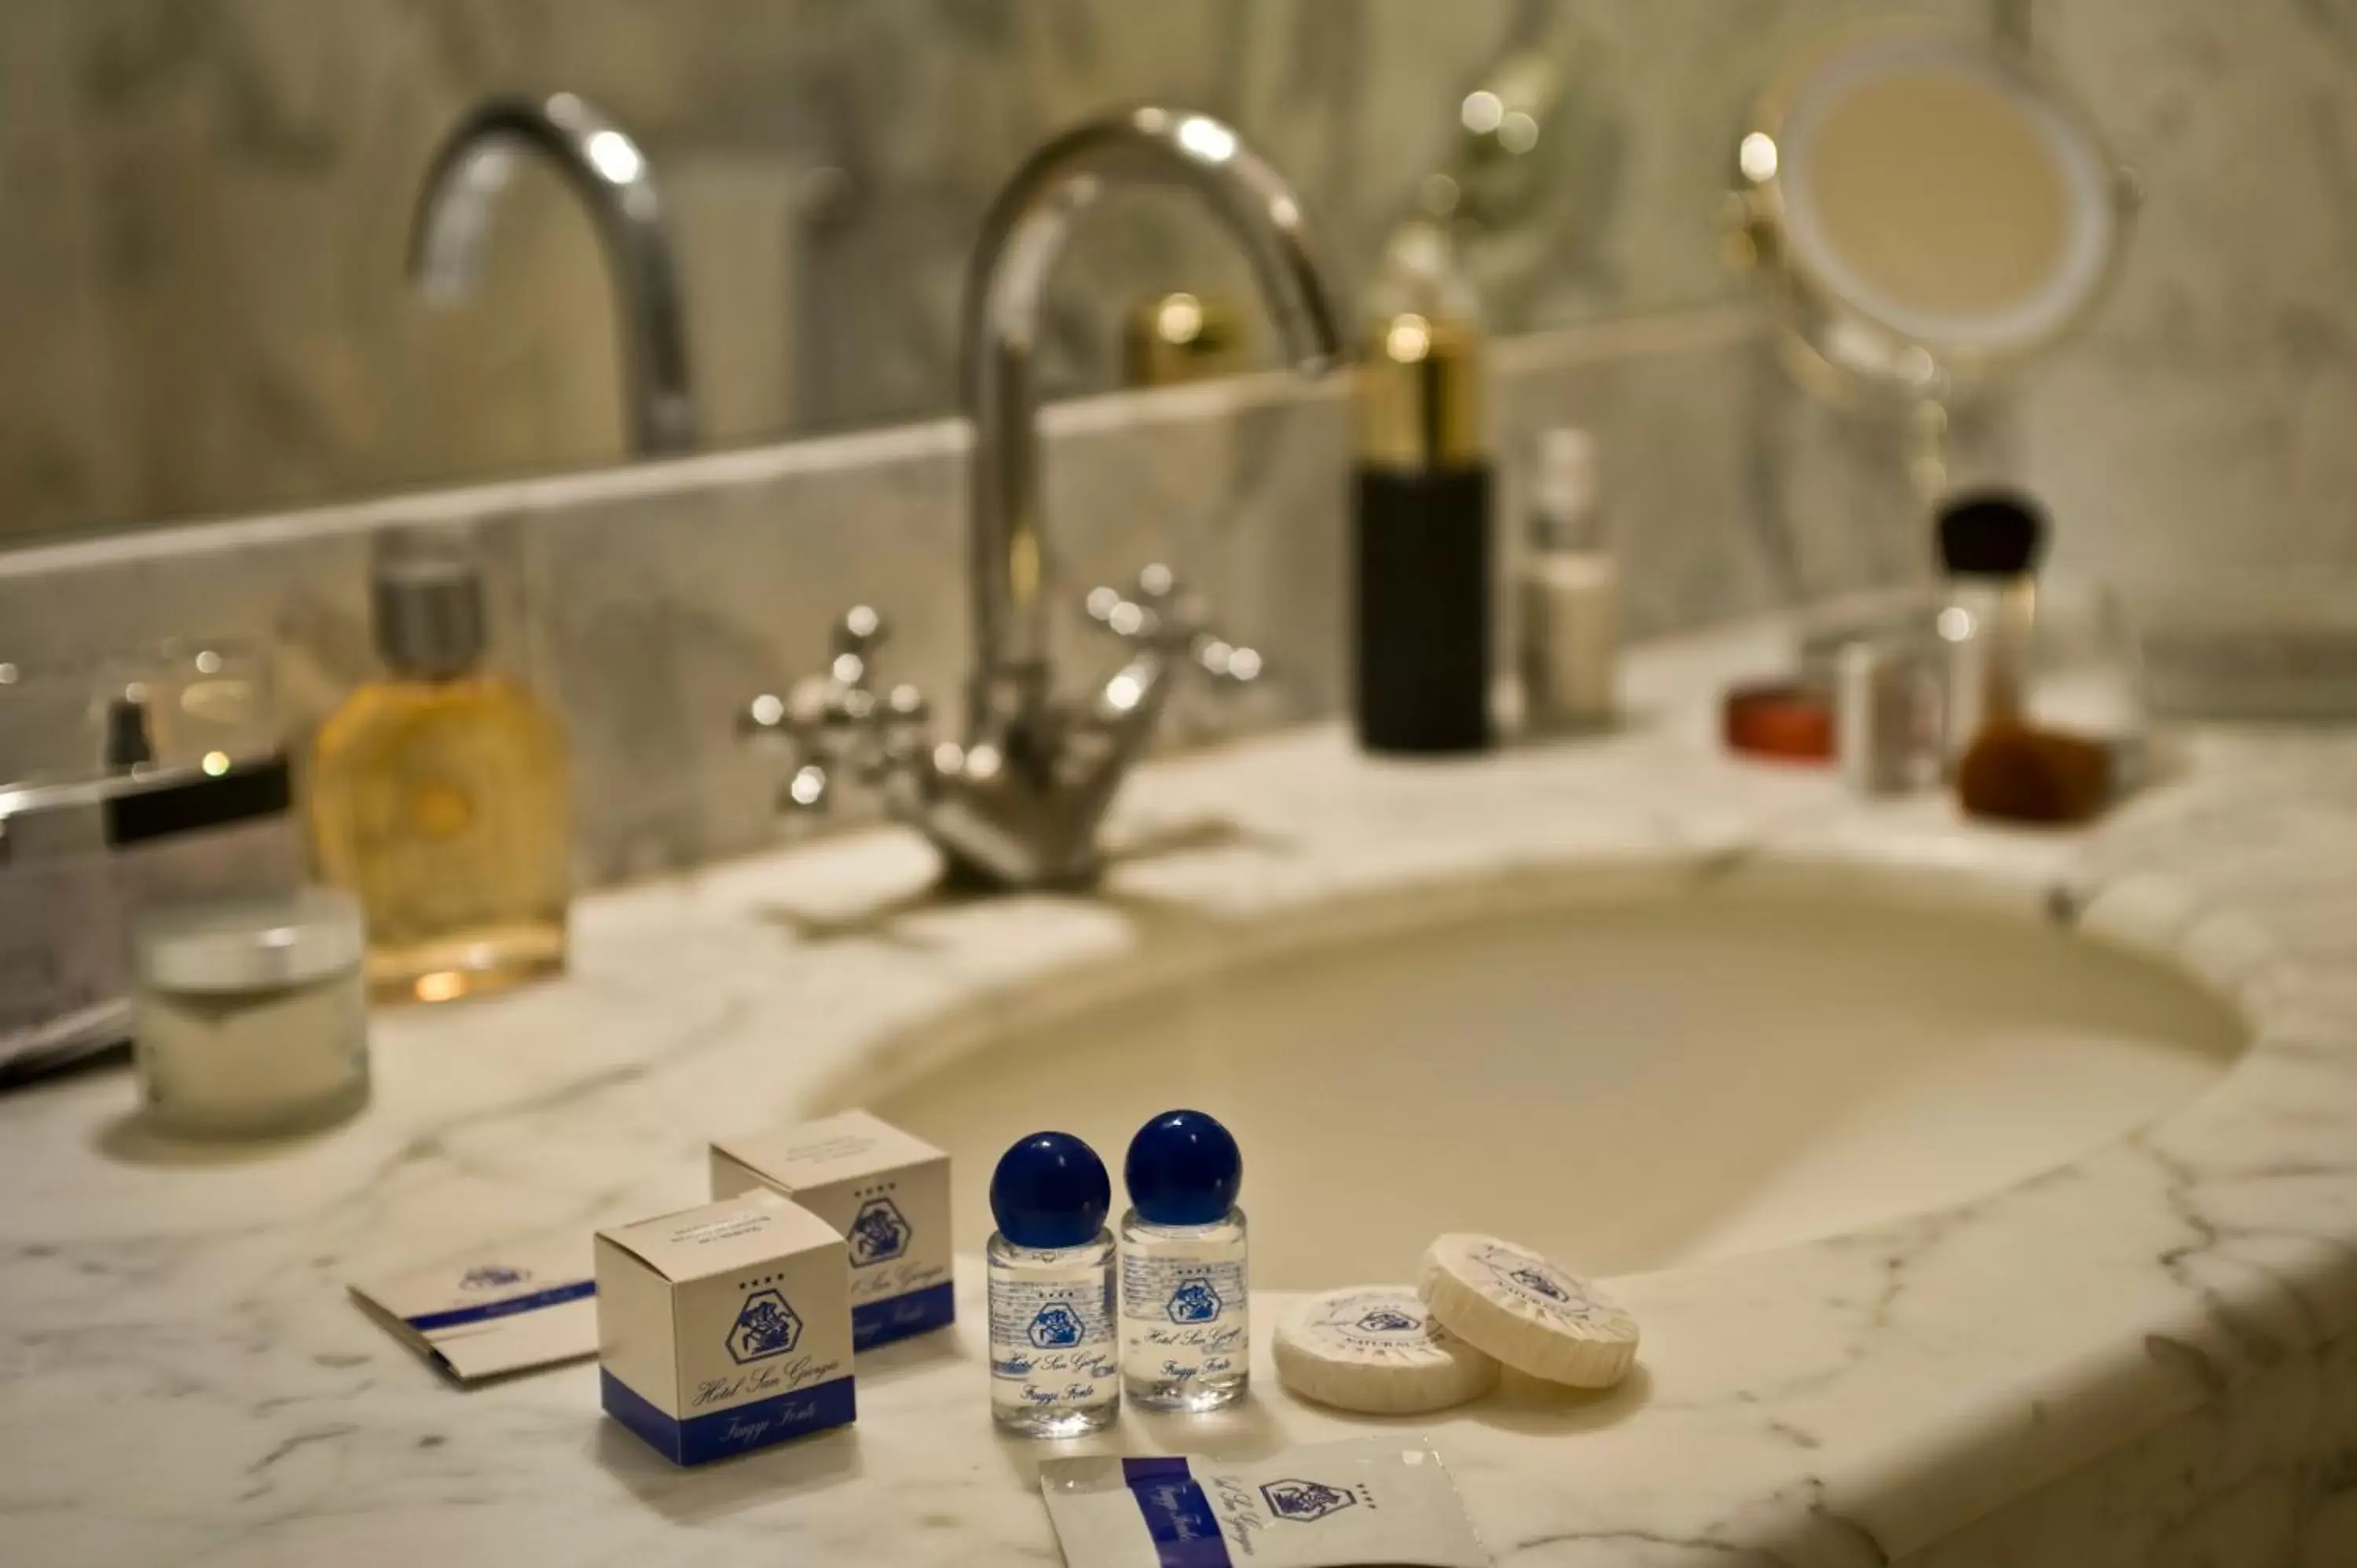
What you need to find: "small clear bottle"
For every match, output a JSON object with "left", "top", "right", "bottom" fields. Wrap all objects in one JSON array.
[
  {"left": 1934, "top": 491, "right": 2046, "bottom": 768},
  {"left": 1519, "top": 427, "right": 1617, "bottom": 736},
  {"left": 987, "top": 1131, "right": 1120, "bottom": 1438},
  {"left": 1120, "top": 1108, "right": 1249, "bottom": 1413}
]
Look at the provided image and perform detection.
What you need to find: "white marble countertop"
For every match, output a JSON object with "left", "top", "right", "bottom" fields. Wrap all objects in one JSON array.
[{"left": 5, "top": 623, "right": 2356, "bottom": 1566}]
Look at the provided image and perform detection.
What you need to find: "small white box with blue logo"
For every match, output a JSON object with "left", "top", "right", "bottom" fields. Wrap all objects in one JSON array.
[
  {"left": 593, "top": 1194, "right": 854, "bottom": 1466},
  {"left": 709, "top": 1109, "right": 954, "bottom": 1351}
]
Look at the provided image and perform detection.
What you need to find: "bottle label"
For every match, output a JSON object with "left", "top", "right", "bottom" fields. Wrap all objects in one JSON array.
[
  {"left": 1120, "top": 1251, "right": 1248, "bottom": 1389},
  {"left": 989, "top": 1261, "right": 1117, "bottom": 1414}
]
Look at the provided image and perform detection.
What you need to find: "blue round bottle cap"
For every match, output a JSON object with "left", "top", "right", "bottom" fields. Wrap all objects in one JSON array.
[
  {"left": 989, "top": 1131, "right": 1112, "bottom": 1249},
  {"left": 1124, "top": 1108, "right": 1242, "bottom": 1226}
]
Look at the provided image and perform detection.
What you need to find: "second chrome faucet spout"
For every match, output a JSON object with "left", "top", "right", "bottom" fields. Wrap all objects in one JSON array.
[
  {"left": 410, "top": 92, "right": 698, "bottom": 456},
  {"left": 745, "top": 107, "right": 1345, "bottom": 890}
]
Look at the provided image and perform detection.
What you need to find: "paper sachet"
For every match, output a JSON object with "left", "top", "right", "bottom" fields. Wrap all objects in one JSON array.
[
  {"left": 349, "top": 1236, "right": 596, "bottom": 1383},
  {"left": 1039, "top": 1436, "right": 1489, "bottom": 1566}
]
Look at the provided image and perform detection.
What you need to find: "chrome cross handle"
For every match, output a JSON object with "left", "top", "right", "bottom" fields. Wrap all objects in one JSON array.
[
  {"left": 739, "top": 606, "right": 931, "bottom": 816},
  {"left": 741, "top": 568, "right": 1257, "bottom": 888},
  {"left": 1083, "top": 564, "right": 1266, "bottom": 690}
]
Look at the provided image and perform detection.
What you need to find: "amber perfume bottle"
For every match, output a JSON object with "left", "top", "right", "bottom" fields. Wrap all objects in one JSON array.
[
  {"left": 309, "top": 530, "right": 570, "bottom": 1004},
  {"left": 1352, "top": 218, "right": 1493, "bottom": 753}
]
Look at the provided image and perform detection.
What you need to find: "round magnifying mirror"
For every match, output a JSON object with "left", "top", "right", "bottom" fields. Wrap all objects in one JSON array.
[{"left": 1734, "top": 24, "right": 2132, "bottom": 404}]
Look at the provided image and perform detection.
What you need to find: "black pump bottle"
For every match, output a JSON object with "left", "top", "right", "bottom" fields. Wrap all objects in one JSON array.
[{"left": 1352, "top": 219, "right": 1492, "bottom": 753}]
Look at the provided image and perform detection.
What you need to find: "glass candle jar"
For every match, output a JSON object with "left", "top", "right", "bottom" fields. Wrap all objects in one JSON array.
[{"left": 131, "top": 888, "right": 369, "bottom": 1138}]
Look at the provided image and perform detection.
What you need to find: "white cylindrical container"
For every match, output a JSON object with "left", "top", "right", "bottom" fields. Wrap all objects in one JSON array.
[
  {"left": 1835, "top": 638, "right": 1941, "bottom": 797},
  {"left": 1519, "top": 427, "right": 1618, "bottom": 734},
  {"left": 132, "top": 888, "right": 369, "bottom": 1138}
]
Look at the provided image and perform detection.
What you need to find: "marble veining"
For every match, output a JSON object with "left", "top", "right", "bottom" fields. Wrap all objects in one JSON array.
[{"left": 2, "top": 621, "right": 2354, "bottom": 1565}]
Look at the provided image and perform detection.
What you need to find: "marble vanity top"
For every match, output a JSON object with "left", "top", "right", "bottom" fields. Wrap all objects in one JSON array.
[{"left": 5, "top": 621, "right": 2355, "bottom": 1566}]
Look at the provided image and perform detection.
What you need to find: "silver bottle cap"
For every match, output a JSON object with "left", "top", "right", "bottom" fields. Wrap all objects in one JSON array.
[
  {"left": 372, "top": 532, "right": 485, "bottom": 680},
  {"left": 1836, "top": 638, "right": 1939, "bottom": 797},
  {"left": 134, "top": 886, "right": 365, "bottom": 993}
]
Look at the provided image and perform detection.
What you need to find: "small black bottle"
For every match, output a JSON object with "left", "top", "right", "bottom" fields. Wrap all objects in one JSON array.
[{"left": 1353, "top": 220, "right": 1492, "bottom": 753}]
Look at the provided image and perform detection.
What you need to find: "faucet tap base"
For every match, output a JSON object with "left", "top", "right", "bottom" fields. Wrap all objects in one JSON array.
[{"left": 743, "top": 567, "right": 1261, "bottom": 892}]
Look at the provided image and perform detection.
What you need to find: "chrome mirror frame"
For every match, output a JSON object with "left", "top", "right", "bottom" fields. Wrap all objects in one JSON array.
[{"left": 1728, "top": 21, "right": 2138, "bottom": 415}]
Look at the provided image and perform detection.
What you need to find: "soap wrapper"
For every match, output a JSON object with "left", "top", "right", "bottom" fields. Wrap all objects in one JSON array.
[
  {"left": 1039, "top": 1437, "right": 1490, "bottom": 1567},
  {"left": 348, "top": 1236, "right": 597, "bottom": 1384}
]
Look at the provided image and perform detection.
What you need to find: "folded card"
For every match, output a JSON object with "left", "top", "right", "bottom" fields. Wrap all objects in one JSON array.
[{"left": 348, "top": 1235, "right": 597, "bottom": 1384}]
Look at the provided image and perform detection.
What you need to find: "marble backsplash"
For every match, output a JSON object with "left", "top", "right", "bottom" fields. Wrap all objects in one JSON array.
[{"left": 0, "top": 304, "right": 1923, "bottom": 889}]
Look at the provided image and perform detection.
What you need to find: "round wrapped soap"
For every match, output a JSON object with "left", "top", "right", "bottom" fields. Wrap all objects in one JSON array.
[
  {"left": 1274, "top": 1284, "right": 1499, "bottom": 1415},
  {"left": 1418, "top": 1233, "right": 1638, "bottom": 1389}
]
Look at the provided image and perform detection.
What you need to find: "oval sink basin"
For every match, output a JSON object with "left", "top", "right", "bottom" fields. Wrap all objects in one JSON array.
[{"left": 854, "top": 870, "right": 2246, "bottom": 1285}]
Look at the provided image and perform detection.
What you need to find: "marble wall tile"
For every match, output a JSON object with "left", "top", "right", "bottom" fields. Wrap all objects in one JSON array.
[
  {"left": 515, "top": 425, "right": 970, "bottom": 885},
  {"left": 2022, "top": 0, "right": 2357, "bottom": 587}
]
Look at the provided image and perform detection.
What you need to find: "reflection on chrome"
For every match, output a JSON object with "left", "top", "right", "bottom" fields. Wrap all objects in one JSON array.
[{"left": 409, "top": 92, "right": 698, "bottom": 456}]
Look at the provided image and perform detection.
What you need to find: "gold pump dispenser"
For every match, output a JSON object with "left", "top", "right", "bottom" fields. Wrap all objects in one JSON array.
[
  {"left": 1358, "top": 303, "right": 1485, "bottom": 472},
  {"left": 1351, "top": 218, "right": 1494, "bottom": 753}
]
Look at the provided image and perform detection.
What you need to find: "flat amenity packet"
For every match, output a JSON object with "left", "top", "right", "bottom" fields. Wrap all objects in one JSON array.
[
  {"left": 349, "top": 1236, "right": 597, "bottom": 1384},
  {"left": 1039, "top": 1437, "right": 1490, "bottom": 1566}
]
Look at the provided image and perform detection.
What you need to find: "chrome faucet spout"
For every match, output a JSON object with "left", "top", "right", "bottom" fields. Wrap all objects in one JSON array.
[
  {"left": 962, "top": 106, "right": 1346, "bottom": 729},
  {"left": 409, "top": 92, "right": 698, "bottom": 456},
  {"left": 744, "top": 108, "right": 1342, "bottom": 891}
]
